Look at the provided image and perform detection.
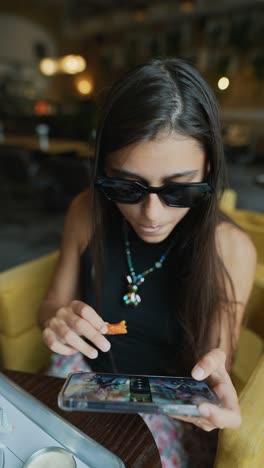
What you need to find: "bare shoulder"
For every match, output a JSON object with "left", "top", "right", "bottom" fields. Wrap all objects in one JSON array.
[
  {"left": 216, "top": 221, "right": 257, "bottom": 302},
  {"left": 69, "top": 189, "right": 90, "bottom": 219},
  {"left": 216, "top": 221, "right": 256, "bottom": 265},
  {"left": 63, "top": 189, "right": 92, "bottom": 254}
]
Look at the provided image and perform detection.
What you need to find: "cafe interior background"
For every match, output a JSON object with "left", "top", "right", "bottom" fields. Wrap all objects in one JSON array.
[
  {"left": 0, "top": 0, "right": 263, "bottom": 271},
  {"left": 0, "top": 0, "right": 263, "bottom": 380}
]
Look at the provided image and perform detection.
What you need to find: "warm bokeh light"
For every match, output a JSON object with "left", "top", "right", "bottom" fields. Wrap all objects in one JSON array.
[
  {"left": 34, "top": 100, "right": 51, "bottom": 115},
  {"left": 179, "top": 1, "right": 194, "bottom": 13},
  {"left": 59, "top": 55, "right": 86, "bottom": 74},
  {"left": 76, "top": 78, "right": 93, "bottom": 95},
  {"left": 133, "top": 9, "right": 146, "bottom": 22},
  {"left": 218, "top": 76, "right": 230, "bottom": 90},
  {"left": 39, "top": 58, "right": 58, "bottom": 76}
]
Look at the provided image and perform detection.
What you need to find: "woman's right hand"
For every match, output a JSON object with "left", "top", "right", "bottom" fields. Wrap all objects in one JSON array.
[{"left": 42, "top": 300, "right": 111, "bottom": 359}]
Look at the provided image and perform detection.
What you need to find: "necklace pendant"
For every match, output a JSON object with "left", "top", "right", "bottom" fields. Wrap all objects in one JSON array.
[
  {"left": 123, "top": 277, "right": 141, "bottom": 306},
  {"left": 123, "top": 290, "right": 141, "bottom": 306},
  {"left": 123, "top": 220, "right": 175, "bottom": 307}
]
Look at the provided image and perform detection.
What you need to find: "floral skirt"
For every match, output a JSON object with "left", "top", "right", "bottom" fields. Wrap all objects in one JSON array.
[{"left": 47, "top": 353, "right": 217, "bottom": 468}]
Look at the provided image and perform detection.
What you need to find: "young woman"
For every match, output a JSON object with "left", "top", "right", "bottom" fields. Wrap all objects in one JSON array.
[{"left": 39, "top": 58, "right": 256, "bottom": 467}]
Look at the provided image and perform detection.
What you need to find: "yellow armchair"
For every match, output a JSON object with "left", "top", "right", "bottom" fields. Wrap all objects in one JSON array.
[
  {"left": 0, "top": 251, "right": 59, "bottom": 372},
  {"left": 245, "top": 264, "right": 264, "bottom": 339},
  {"left": 215, "top": 197, "right": 264, "bottom": 468},
  {"left": 215, "top": 354, "right": 264, "bottom": 468},
  {"left": 220, "top": 189, "right": 238, "bottom": 213},
  {"left": 215, "top": 267, "right": 264, "bottom": 467}
]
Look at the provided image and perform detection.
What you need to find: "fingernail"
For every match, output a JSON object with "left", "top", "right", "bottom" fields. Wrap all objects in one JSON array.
[
  {"left": 199, "top": 406, "right": 210, "bottom": 417},
  {"left": 90, "top": 350, "right": 98, "bottom": 359},
  {"left": 100, "top": 325, "right": 108, "bottom": 334},
  {"left": 192, "top": 366, "right": 204, "bottom": 380},
  {"left": 101, "top": 341, "right": 111, "bottom": 352}
]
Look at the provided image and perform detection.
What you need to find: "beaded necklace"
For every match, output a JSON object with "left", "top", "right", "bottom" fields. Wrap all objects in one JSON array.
[{"left": 123, "top": 222, "right": 176, "bottom": 306}]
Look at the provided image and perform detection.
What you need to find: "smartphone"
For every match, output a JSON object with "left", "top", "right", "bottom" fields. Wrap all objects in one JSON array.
[{"left": 58, "top": 372, "right": 221, "bottom": 417}]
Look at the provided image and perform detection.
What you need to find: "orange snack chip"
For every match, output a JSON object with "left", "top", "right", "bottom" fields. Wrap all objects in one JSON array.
[{"left": 106, "top": 320, "right": 127, "bottom": 335}]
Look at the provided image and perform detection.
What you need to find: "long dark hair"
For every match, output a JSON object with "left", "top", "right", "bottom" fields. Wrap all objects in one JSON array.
[{"left": 90, "top": 58, "right": 236, "bottom": 374}]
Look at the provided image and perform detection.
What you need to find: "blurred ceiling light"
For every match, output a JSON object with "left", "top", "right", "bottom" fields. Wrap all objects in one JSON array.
[
  {"left": 76, "top": 78, "right": 93, "bottom": 95},
  {"left": 39, "top": 58, "right": 58, "bottom": 76},
  {"left": 133, "top": 9, "right": 146, "bottom": 22},
  {"left": 59, "top": 55, "right": 86, "bottom": 74},
  {"left": 179, "top": 1, "right": 194, "bottom": 13},
  {"left": 218, "top": 76, "right": 230, "bottom": 90}
]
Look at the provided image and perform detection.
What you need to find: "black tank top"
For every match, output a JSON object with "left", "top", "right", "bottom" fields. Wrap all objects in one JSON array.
[{"left": 79, "top": 218, "right": 186, "bottom": 375}]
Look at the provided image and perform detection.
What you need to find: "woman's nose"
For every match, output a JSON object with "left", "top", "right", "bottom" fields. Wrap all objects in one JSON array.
[{"left": 141, "top": 193, "right": 164, "bottom": 222}]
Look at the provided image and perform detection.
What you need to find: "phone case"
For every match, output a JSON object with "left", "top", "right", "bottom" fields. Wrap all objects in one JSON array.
[{"left": 58, "top": 372, "right": 221, "bottom": 417}]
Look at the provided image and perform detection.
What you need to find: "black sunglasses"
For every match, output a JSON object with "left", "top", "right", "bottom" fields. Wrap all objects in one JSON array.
[{"left": 95, "top": 176, "right": 214, "bottom": 208}]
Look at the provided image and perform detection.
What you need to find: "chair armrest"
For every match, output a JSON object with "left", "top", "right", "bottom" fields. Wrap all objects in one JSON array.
[
  {"left": 220, "top": 189, "right": 237, "bottom": 212},
  {"left": 214, "top": 354, "right": 264, "bottom": 468},
  {"left": 0, "top": 251, "right": 59, "bottom": 336},
  {"left": 245, "top": 264, "right": 264, "bottom": 340},
  {"left": 232, "top": 326, "right": 263, "bottom": 393}
]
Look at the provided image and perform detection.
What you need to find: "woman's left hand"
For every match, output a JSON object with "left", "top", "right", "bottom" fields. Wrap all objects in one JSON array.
[{"left": 170, "top": 348, "right": 242, "bottom": 431}]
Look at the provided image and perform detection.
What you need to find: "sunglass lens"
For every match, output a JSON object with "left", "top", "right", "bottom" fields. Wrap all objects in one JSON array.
[
  {"left": 100, "top": 181, "right": 143, "bottom": 203},
  {"left": 162, "top": 186, "right": 209, "bottom": 207}
]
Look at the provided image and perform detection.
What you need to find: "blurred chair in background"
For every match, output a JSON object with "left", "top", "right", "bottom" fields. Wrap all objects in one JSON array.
[
  {"left": 37, "top": 155, "right": 93, "bottom": 212},
  {"left": 0, "top": 145, "right": 33, "bottom": 190},
  {"left": 255, "top": 173, "right": 264, "bottom": 187},
  {"left": 223, "top": 122, "right": 257, "bottom": 166},
  {"left": 0, "top": 143, "right": 94, "bottom": 213},
  {"left": 0, "top": 145, "right": 51, "bottom": 209},
  {"left": 224, "top": 142, "right": 257, "bottom": 166}
]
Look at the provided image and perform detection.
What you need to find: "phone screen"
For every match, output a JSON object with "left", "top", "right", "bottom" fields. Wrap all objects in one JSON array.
[{"left": 61, "top": 373, "right": 219, "bottom": 407}]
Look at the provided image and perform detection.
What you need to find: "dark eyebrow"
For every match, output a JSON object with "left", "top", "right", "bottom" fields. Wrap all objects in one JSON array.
[
  {"left": 163, "top": 170, "right": 199, "bottom": 182},
  {"left": 109, "top": 168, "right": 199, "bottom": 183}
]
